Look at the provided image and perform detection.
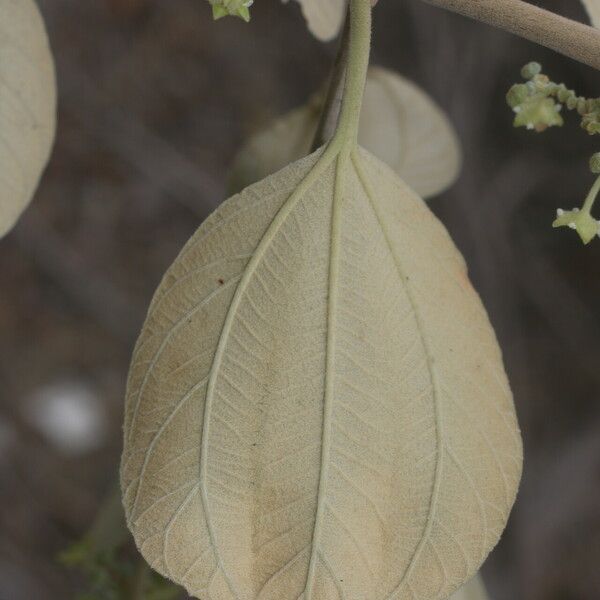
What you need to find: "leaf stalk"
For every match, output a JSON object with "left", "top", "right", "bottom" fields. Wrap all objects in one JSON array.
[
  {"left": 331, "top": 0, "right": 372, "bottom": 149},
  {"left": 311, "top": 15, "right": 351, "bottom": 151},
  {"left": 582, "top": 173, "right": 600, "bottom": 215}
]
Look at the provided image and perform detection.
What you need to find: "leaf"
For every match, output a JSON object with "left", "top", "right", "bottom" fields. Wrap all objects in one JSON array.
[
  {"left": 582, "top": 0, "right": 600, "bottom": 27},
  {"left": 227, "top": 96, "right": 321, "bottom": 196},
  {"left": 121, "top": 140, "right": 521, "bottom": 599},
  {"left": 229, "top": 67, "right": 462, "bottom": 199},
  {"left": 360, "top": 67, "right": 462, "bottom": 198},
  {"left": 60, "top": 487, "right": 184, "bottom": 599},
  {"left": 449, "top": 574, "right": 490, "bottom": 600},
  {"left": 0, "top": 0, "right": 56, "bottom": 238}
]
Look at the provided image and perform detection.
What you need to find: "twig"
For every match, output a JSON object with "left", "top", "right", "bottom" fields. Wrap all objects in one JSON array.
[{"left": 421, "top": 0, "right": 600, "bottom": 71}]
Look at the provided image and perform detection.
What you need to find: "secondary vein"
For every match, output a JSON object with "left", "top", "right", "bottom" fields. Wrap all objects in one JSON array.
[
  {"left": 351, "top": 150, "right": 445, "bottom": 599},
  {"left": 304, "top": 148, "right": 347, "bottom": 599},
  {"left": 199, "top": 147, "right": 337, "bottom": 600}
]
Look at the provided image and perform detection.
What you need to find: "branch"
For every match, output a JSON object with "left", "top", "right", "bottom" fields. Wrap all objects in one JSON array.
[{"left": 421, "top": 0, "right": 600, "bottom": 71}]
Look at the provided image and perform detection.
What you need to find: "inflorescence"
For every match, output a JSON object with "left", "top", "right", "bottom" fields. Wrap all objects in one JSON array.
[{"left": 507, "top": 63, "right": 600, "bottom": 244}]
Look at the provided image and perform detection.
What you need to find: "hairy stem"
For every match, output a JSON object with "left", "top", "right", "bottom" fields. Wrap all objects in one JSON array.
[
  {"left": 421, "top": 0, "right": 600, "bottom": 71},
  {"left": 582, "top": 174, "right": 600, "bottom": 214},
  {"left": 332, "top": 0, "right": 372, "bottom": 148}
]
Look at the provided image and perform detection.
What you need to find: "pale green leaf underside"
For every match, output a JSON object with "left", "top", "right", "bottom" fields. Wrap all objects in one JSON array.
[
  {"left": 121, "top": 147, "right": 521, "bottom": 600},
  {"left": 229, "top": 67, "right": 462, "bottom": 200},
  {"left": 0, "top": 0, "right": 56, "bottom": 238}
]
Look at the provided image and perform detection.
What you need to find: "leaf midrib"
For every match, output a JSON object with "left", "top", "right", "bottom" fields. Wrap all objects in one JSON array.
[
  {"left": 197, "top": 147, "right": 446, "bottom": 600},
  {"left": 199, "top": 148, "right": 337, "bottom": 600}
]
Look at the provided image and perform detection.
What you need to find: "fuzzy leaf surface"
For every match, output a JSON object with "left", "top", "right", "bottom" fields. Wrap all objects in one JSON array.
[
  {"left": 229, "top": 67, "right": 462, "bottom": 200},
  {"left": 0, "top": 0, "right": 56, "bottom": 237},
  {"left": 121, "top": 147, "right": 521, "bottom": 600}
]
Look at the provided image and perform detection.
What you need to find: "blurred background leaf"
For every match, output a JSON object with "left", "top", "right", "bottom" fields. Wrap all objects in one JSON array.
[{"left": 228, "top": 66, "right": 462, "bottom": 199}]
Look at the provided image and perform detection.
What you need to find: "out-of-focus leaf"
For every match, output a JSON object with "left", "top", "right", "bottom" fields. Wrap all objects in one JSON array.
[
  {"left": 0, "top": 0, "right": 56, "bottom": 238},
  {"left": 450, "top": 574, "right": 491, "bottom": 600},
  {"left": 229, "top": 66, "right": 462, "bottom": 199},
  {"left": 227, "top": 95, "right": 321, "bottom": 196},
  {"left": 582, "top": 0, "right": 600, "bottom": 26},
  {"left": 284, "top": 0, "right": 348, "bottom": 41},
  {"left": 361, "top": 66, "right": 462, "bottom": 198},
  {"left": 60, "top": 489, "right": 183, "bottom": 599}
]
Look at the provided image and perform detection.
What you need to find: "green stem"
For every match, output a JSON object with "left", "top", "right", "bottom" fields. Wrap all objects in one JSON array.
[
  {"left": 582, "top": 174, "right": 600, "bottom": 214},
  {"left": 311, "top": 13, "right": 351, "bottom": 151},
  {"left": 332, "top": 0, "right": 372, "bottom": 148}
]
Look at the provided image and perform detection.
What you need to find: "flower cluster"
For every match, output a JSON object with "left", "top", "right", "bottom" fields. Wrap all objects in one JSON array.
[
  {"left": 552, "top": 207, "right": 600, "bottom": 245},
  {"left": 507, "top": 62, "right": 600, "bottom": 134},
  {"left": 209, "top": 0, "right": 254, "bottom": 22},
  {"left": 507, "top": 64, "right": 600, "bottom": 244},
  {"left": 506, "top": 63, "right": 563, "bottom": 132},
  {"left": 552, "top": 154, "right": 600, "bottom": 244}
]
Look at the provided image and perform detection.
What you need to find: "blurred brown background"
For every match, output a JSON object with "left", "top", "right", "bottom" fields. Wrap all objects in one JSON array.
[{"left": 0, "top": 0, "right": 599, "bottom": 598}]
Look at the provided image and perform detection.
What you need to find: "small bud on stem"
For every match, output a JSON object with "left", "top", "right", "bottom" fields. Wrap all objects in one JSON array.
[{"left": 210, "top": 0, "right": 253, "bottom": 22}]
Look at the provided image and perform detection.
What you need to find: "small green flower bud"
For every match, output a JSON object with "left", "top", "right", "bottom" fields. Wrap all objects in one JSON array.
[
  {"left": 556, "top": 87, "right": 569, "bottom": 103},
  {"left": 566, "top": 95, "right": 578, "bottom": 110},
  {"left": 553, "top": 207, "right": 599, "bottom": 244},
  {"left": 521, "top": 62, "right": 542, "bottom": 80},
  {"left": 590, "top": 153, "right": 600, "bottom": 174},
  {"left": 506, "top": 84, "right": 529, "bottom": 108},
  {"left": 210, "top": 0, "right": 253, "bottom": 22},
  {"left": 513, "top": 96, "right": 564, "bottom": 132},
  {"left": 584, "top": 119, "right": 600, "bottom": 135}
]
